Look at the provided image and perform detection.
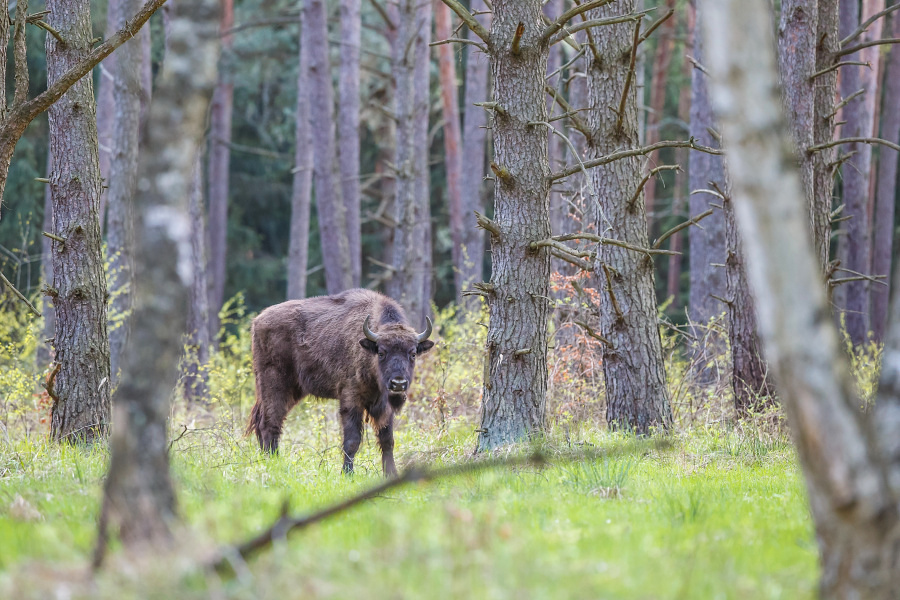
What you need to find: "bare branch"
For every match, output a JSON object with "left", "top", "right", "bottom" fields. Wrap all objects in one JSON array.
[
  {"left": 601, "top": 264, "right": 624, "bottom": 321},
  {"left": 550, "top": 248, "right": 594, "bottom": 271},
  {"left": 544, "top": 85, "right": 591, "bottom": 139},
  {"left": 826, "top": 89, "right": 865, "bottom": 120},
  {"left": 475, "top": 210, "right": 501, "bottom": 237},
  {"left": 834, "top": 37, "right": 900, "bottom": 59},
  {"left": 0, "top": 270, "right": 40, "bottom": 317},
  {"left": 573, "top": 320, "right": 611, "bottom": 345},
  {"left": 549, "top": 9, "right": 654, "bottom": 46},
  {"left": 547, "top": 232, "right": 680, "bottom": 256},
  {"left": 440, "top": 0, "right": 491, "bottom": 46},
  {"left": 809, "top": 137, "right": 900, "bottom": 154},
  {"left": 637, "top": 7, "right": 674, "bottom": 44},
  {"left": 810, "top": 61, "right": 870, "bottom": 80},
  {"left": 616, "top": 18, "right": 643, "bottom": 133},
  {"left": 627, "top": 165, "right": 681, "bottom": 210},
  {"left": 652, "top": 208, "right": 714, "bottom": 249},
  {"left": 32, "top": 20, "right": 65, "bottom": 44},
  {"left": 541, "top": 0, "right": 617, "bottom": 44},
  {"left": 366, "top": 0, "right": 395, "bottom": 31},
  {"left": 429, "top": 37, "right": 488, "bottom": 54},
  {"left": 840, "top": 3, "right": 900, "bottom": 47}
]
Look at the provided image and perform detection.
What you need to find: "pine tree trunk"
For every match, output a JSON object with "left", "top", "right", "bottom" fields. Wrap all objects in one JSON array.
[
  {"left": 339, "top": 0, "right": 362, "bottom": 287},
  {"left": 871, "top": 13, "right": 900, "bottom": 342},
  {"left": 702, "top": 2, "right": 900, "bottom": 594},
  {"left": 47, "top": 0, "right": 111, "bottom": 443},
  {"left": 643, "top": 0, "right": 677, "bottom": 217},
  {"left": 184, "top": 151, "right": 211, "bottom": 404},
  {"left": 106, "top": 0, "right": 144, "bottom": 387},
  {"left": 207, "top": 0, "right": 234, "bottom": 342},
  {"left": 414, "top": 0, "right": 433, "bottom": 321},
  {"left": 584, "top": 1, "right": 672, "bottom": 434},
  {"left": 305, "top": 0, "right": 353, "bottom": 295},
  {"left": 97, "top": 0, "right": 119, "bottom": 228},
  {"left": 287, "top": 21, "right": 313, "bottom": 301},
  {"left": 474, "top": 0, "right": 551, "bottom": 450},
  {"left": 812, "top": 0, "right": 839, "bottom": 270},
  {"left": 96, "top": 0, "right": 220, "bottom": 562},
  {"left": 38, "top": 146, "right": 55, "bottom": 369}
]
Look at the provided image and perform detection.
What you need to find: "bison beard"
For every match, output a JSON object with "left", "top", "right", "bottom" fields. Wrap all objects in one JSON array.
[{"left": 246, "top": 289, "right": 434, "bottom": 477}]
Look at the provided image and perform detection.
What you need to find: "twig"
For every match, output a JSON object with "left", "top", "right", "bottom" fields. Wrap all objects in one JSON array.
[
  {"left": 652, "top": 208, "right": 714, "bottom": 249},
  {"left": 366, "top": 0, "right": 395, "bottom": 31},
  {"left": 627, "top": 165, "right": 681, "bottom": 210},
  {"left": 167, "top": 425, "right": 189, "bottom": 452},
  {"left": 544, "top": 85, "right": 591, "bottom": 139},
  {"left": 42, "top": 231, "right": 66, "bottom": 244},
  {"left": 550, "top": 232, "right": 680, "bottom": 256},
  {"left": 615, "top": 18, "right": 643, "bottom": 133},
  {"left": 809, "top": 137, "right": 900, "bottom": 153},
  {"left": 511, "top": 22, "right": 524, "bottom": 55},
  {"left": 637, "top": 7, "right": 674, "bottom": 44},
  {"left": 601, "top": 264, "right": 624, "bottom": 321},
  {"left": 550, "top": 249, "right": 594, "bottom": 271},
  {"left": 32, "top": 20, "right": 65, "bottom": 44},
  {"left": 542, "top": 0, "right": 617, "bottom": 44},
  {"left": 549, "top": 9, "right": 655, "bottom": 46},
  {"left": 840, "top": 4, "right": 900, "bottom": 46},
  {"left": 831, "top": 267, "right": 888, "bottom": 287},
  {"left": 826, "top": 88, "right": 865, "bottom": 120},
  {"left": 573, "top": 320, "right": 612, "bottom": 346},
  {"left": 0, "top": 270, "right": 40, "bottom": 317},
  {"left": 828, "top": 276, "right": 886, "bottom": 287},
  {"left": 429, "top": 38, "right": 488, "bottom": 54},
  {"left": 835, "top": 37, "right": 900, "bottom": 59},
  {"left": 810, "top": 61, "right": 870, "bottom": 81},
  {"left": 440, "top": 0, "right": 491, "bottom": 46},
  {"left": 475, "top": 211, "right": 502, "bottom": 237}
]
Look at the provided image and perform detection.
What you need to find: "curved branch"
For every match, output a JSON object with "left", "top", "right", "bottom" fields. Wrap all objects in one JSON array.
[
  {"left": 809, "top": 137, "right": 900, "bottom": 154},
  {"left": 541, "top": 0, "right": 617, "bottom": 44},
  {"left": 439, "top": 0, "right": 491, "bottom": 46}
]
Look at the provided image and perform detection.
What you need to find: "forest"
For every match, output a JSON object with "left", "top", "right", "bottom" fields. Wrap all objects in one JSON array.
[{"left": 1, "top": 0, "right": 899, "bottom": 598}]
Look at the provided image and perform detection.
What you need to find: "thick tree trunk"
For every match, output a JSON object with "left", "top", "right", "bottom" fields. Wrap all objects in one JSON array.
[
  {"left": 305, "top": 0, "right": 353, "bottom": 295},
  {"left": 702, "top": 2, "right": 900, "bottom": 595},
  {"left": 835, "top": 0, "right": 885, "bottom": 344},
  {"left": 207, "top": 0, "right": 234, "bottom": 342},
  {"left": 812, "top": 0, "right": 839, "bottom": 270},
  {"left": 459, "top": 0, "right": 491, "bottom": 304},
  {"left": 586, "top": 1, "right": 672, "bottom": 434},
  {"left": 97, "top": 0, "right": 119, "bottom": 228},
  {"left": 46, "top": 0, "right": 111, "bottom": 443},
  {"left": 287, "top": 21, "right": 313, "bottom": 301},
  {"left": 184, "top": 151, "right": 211, "bottom": 404},
  {"left": 871, "top": 13, "right": 900, "bottom": 341},
  {"left": 106, "top": 0, "right": 144, "bottom": 386},
  {"left": 643, "top": 0, "right": 677, "bottom": 217},
  {"left": 96, "top": 0, "right": 220, "bottom": 562},
  {"left": 474, "top": 0, "right": 550, "bottom": 450},
  {"left": 339, "top": 0, "right": 362, "bottom": 287}
]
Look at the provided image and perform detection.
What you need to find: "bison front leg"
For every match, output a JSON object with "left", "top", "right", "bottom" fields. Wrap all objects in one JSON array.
[
  {"left": 376, "top": 416, "right": 398, "bottom": 478},
  {"left": 340, "top": 405, "right": 364, "bottom": 474}
]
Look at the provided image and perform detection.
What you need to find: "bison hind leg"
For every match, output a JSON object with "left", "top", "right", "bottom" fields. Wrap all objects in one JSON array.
[{"left": 247, "top": 374, "right": 299, "bottom": 455}]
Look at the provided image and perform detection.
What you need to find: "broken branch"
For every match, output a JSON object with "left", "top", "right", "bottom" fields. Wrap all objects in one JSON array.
[
  {"left": 615, "top": 18, "right": 643, "bottom": 133},
  {"left": 440, "top": 0, "right": 491, "bottom": 46},
  {"left": 652, "top": 208, "right": 714, "bottom": 249},
  {"left": 550, "top": 139, "right": 723, "bottom": 182},
  {"left": 0, "top": 271, "right": 41, "bottom": 317},
  {"left": 834, "top": 37, "right": 900, "bottom": 59},
  {"left": 541, "top": 0, "right": 617, "bottom": 44},
  {"left": 809, "top": 137, "right": 900, "bottom": 153}
]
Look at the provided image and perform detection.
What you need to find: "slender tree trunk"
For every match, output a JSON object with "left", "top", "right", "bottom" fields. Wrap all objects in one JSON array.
[
  {"left": 207, "top": 0, "right": 234, "bottom": 341},
  {"left": 47, "top": 0, "right": 111, "bottom": 443},
  {"left": 184, "top": 151, "right": 211, "bottom": 404},
  {"left": 287, "top": 20, "right": 313, "bottom": 301},
  {"left": 545, "top": 0, "right": 566, "bottom": 281},
  {"left": 414, "top": 0, "right": 433, "bottom": 321},
  {"left": 871, "top": 12, "right": 900, "bottom": 341},
  {"left": 38, "top": 147, "right": 55, "bottom": 369},
  {"left": 643, "top": 0, "right": 677, "bottom": 218},
  {"left": 586, "top": 1, "right": 672, "bottom": 434},
  {"left": 96, "top": 0, "right": 220, "bottom": 563},
  {"left": 339, "top": 0, "right": 362, "bottom": 287},
  {"left": 473, "top": 0, "right": 551, "bottom": 450},
  {"left": 305, "top": 0, "right": 353, "bottom": 295},
  {"left": 97, "top": 0, "right": 119, "bottom": 228},
  {"left": 835, "top": 0, "right": 885, "bottom": 344},
  {"left": 436, "top": 0, "right": 465, "bottom": 305},
  {"left": 459, "top": 0, "right": 491, "bottom": 304},
  {"left": 702, "top": 2, "right": 900, "bottom": 595},
  {"left": 106, "top": 0, "right": 144, "bottom": 387}
]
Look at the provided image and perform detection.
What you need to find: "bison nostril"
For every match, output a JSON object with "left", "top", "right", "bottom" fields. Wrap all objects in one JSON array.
[{"left": 389, "top": 378, "right": 409, "bottom": 391}]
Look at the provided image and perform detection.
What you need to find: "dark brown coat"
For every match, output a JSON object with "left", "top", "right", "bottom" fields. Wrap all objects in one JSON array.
[{"left": 246, "top": 288, "right": 434, "bottom": 476}]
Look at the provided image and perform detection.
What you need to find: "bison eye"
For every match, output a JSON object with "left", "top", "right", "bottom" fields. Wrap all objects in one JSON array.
[
  {"left": 409, "top": 351, "right": 416, "bottom": 360},
  {"left": 377, "top": 351, "right": 385, "bottom": 359}
]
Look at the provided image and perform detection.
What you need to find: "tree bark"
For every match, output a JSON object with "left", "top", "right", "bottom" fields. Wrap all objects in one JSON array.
[
  {"left": 106, "top": 0, "right": 144, "bottom": 387},
  {"left": 38, "top": 146, "right": 55, "bottom": 369},
  {"left": 871, "top": 12, "right": 900, "bottom": 342},
  {"left": 207, "top": 0, "right": 234, "bottom": 342},
  {"left": 46, "top": 0, "right": 111, "bottom": 443},
  {"left": 339, "top": 0, "right": 362, "bottom": 287},
  {"left": 304, "top": 0, "right": 353, "bottom": 295},
  {"left": 643, "top": 0, "right": 677, "bottom": 218},
  {"left": 472, "top": 0, "right": 551, "bottom": 450},
  {"left": 812, "top": 0, "right": 839, "bottom": 270},
  {"left": 97, "top": 0, "right": 119, "bottom": 228},
  {"left": 184, "top": 151, "right": 211, "bottom": 404},
  {"left": 586, "top": 1, "right": 673, "bottom": 434},
  {"left": 96, "top": 0, "right": 220, "bottom": 563},
  {"left": 287, "top": 17, "right": 313, "bottom": 301},
  {"left": 702, "top": 1, "right": 900, "bottom": 595},
  {"left": 414, "top": 0, "right": 433, "bottom": 320}
]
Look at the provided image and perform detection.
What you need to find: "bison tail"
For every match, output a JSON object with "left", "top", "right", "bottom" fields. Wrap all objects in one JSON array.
[{"left": 246, "top": 400, "right": 264, "bottom": 439}]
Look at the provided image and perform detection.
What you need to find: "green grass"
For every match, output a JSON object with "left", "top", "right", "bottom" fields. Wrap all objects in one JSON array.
[{"left": 0, "top": 409, "right": 817, "bottom": 600}]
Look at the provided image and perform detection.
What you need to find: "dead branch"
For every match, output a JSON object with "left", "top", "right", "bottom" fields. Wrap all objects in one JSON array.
[
  {"left": 810, "top": 61, "right": 870, "bottom": 81},
  {"left": 549, "top": 9, "right": 654, "bottom": 46},
  {"left": 544, "top": 85, "right": 591, "bottom": 139},
  {"left": 615, "top": 18, "right": 643, "bottom": 133},
  {"left": 834, "top": 37, "right": 900, "bottom": 59},
  {"left": 637, "top": 7, "right": 674, "bottom": 44},
  {"left": 831, "top": 267, "right": 888, "bottom": 287},
  {"left": 0, "top": 270, "right": 40, "bottom": 317},
  {"left": 652, "top": 208, "right": 714, "bottom": 249},
  {"left": 826, "top": 89, "right": 865, "bottom": 120},
  {"left": 531, "top": 238, "right": 595, "bottom": 259},
  {"left": 550, "top": 139, "right": 723, "bottom": 182},
  {"left": 32, "top": 20, "right": 65, "bottom": 44},
  {"left": 571, "top": 0, "right": 601, "bottom": 63},
  {"left": 627, "top": 165, "right": 681, "bottom": 210},
  {"left": 474, "top": 101, "right": 507, "bottom": 117},
  {"left": 440, "top": 0, "right": 491, "bottom": 46},
  {"left": 550, "top": 249, "right": 594, "bottom": 271},
  {"left": 541, "top": 0, "right": 617, "bottom": 44},
  {"left": 840, "top": 4, "right": 900, "bottom": 46},
  {"left": 549, "top": 232, "right": 681, "bottom": 256},
  {"left": 573, "top": 320, "right": 612, "bottom": 346},
  {"left": 511, "top": 22, "right": 524, "bottom": 55},
  {"left": 429, "top": 38, "right": 488, "bottom": 54},
  {"left": 42, "top": 231, "right": 66, "bottom": 245},
  {"left": 475, "top": 211, "right": 502, "bottom": 237},
  {"left": 601, "top": 264, "right": 624, "bottom": 321},
  {"left": 809, "top": 137, "right": 900, "bottom": 153},
  {"left": 366, "top": 0, "right": 395, "bottom": 31}
]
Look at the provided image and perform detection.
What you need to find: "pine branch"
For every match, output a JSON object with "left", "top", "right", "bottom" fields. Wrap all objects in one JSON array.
[
  {"left": 550, "top": 139, "right": 723, "bottom": 182},
  {"left": 615, "top": 18, "right": 643, "bottom": 133},
  {"left": 0, "top": 271, "right": 40, "bottom": 317},
  {"left": 548, "top": 9, "right": 654, "bottom": 46},
  {"left": 809, "top": 137, "right": 900, "bottom": 153},
  {"left": 439, "top": 0, "right": 491, "bottom": 46},
  {"left": 541, "top": 0, "right": 617, "bottom": 44},
  {"left": 652, "top": 208, "right": 714, "bottom": 249},
  {"left": 840, "top": 3, "right": 900, "bottom": 47},
  {"left": 810, "top": 61, "right": 870, "bottom": 80},
  {"left": 834, "top": 37, "right": 900, "bottom": 59}
]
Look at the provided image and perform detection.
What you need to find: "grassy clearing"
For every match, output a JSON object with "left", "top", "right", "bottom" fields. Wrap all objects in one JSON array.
[{"left": 0, "top": 411, "right": 816, "bottom": 600}]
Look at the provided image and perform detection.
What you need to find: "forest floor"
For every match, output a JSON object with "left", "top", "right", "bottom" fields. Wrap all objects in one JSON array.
[{"left": 0, "top": 406, "right": 816, "bottom": 600}]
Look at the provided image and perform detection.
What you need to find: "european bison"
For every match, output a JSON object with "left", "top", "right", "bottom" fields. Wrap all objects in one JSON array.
[{"left": 246, "top": 289, "right": 434, "bottom": 477}]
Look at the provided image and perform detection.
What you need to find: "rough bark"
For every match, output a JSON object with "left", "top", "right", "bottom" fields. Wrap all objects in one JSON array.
[
  {"left": 207, "top": 0, "right": 235, "bottom": 342},
  {"left": 473, "top": 0, "right": 551, "bottom": 450},
  {"left": 287, "top": 19, "right": 313, "bottom": 301},
  {"left": 871, "top": 12, "right": 900, "bottom": 341},
  {"left": 459, "top": 0, "right": 491, "bottom": 304},
  {"left": 184, "top": 151, "right": 211, "bottom": 404},
  {"left": 97, "top": 0, "right": 119, "bottom": 227},
  {"left": 339, "top": 0, "right": 362, "bottom": 286},
  {"left": 106, "top": 0, "right": 144, "bottom": 387},
  {"left": 586, "top": 1, "right": 672, "bottom": 434},
  {"left": 414, "top": 0, "right": 433, "bottom": 320},
  {"left": 545, "top": 0, "right": 566, "bottom": 282},
  {"left": 46, "top": 0, "right": 111, "bottom": 444},
  {"left": 38, "top": 147, "right": 55, "bottom": 369},
  {"left": 835, "top": 0, "right": 885, "bottom": 344},
  {"left": 436, "top": 0, "right": 465, "bottom": 305},
  {"left": 96, "top": 0, "right": 220, "bottom": 562},
  {"left": 304, "top": 0, "right": 353, "bottom": 295},
  {"left": 643, "top": 0, "right": 677, "bottom": 218},
  {"left": 702, "top": 1, "right": 900, "bottom": 595}
]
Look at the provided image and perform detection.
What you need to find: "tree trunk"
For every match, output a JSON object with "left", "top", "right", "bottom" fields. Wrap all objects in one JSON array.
[
  {"left": 459, "top": 0, "right": 491, "bottom": 305},
  {"left": 473, "top": 0, "right": 551, "bottom": 451},
  {"left": 871, "top": 12, "right": 900, "bottom": 341},
  {"left": 305, "top": 0, "right": 353, "bottom": 295},
  {"left": 46, "top": 0, "right": 111, "bottom": 443},
  {"left": 96, "top": 0, "right": 220, "bottom": 563},
  {"left": 812, "top": 0, "right": 839, "bottom": 270},
  {"left": 339, "top": 0, "right": 362, "bottom": 287},
  {"left": 106, "top": 0, "right": 144, "bottom": 387},
  {"left": 414, "top": 0, "right": 433, "bottom": 320},
  {"left": 643, "top": 0, "right": 677, "bottom": 218},
  {"left": 287, "top": 19, "right": 313, "bottom": 301},
  {"left": 38, "top": 147, "right": 55, "bottom": 369},
  {"left": 184, "top": 151, "right": 211, "bottom": 404},
  {"left": 835, "top": 0, "right": 885, "bottom": 345},
  {"left": 97, "top": 0, "right": 119, "bottom": 228},
  {"left": 702, "top": 1, "right": 900, "bottom": 595},
  {"left": 586, "top": 1, "right": 672, "bottom": 434},
  {"left": 207, "top": 0, "right": 234, "bottom": 343},
  {"left": 436, "top": 0, "right": 465, "bottom": 305}
]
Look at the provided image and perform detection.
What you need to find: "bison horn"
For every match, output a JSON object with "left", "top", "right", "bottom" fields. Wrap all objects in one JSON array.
[
  {"left": 363, "top": 315, "right": 380, "bottom": 342},
  {"left": 416, "top": 317, "right": 433, "bottom": 343}
]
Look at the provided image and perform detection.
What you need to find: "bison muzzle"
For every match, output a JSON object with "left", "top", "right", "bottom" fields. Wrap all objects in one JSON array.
[{"left": 246, "top": 289, "right": 434, "bottom": 477}]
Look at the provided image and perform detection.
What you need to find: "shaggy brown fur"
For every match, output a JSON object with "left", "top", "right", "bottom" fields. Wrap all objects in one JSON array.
[{"left": 246, "top": 289, "right": 434, "bottom": 476}]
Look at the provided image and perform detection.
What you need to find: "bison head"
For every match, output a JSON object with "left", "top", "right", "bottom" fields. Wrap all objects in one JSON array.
[{"left": 359, "top": 316, "right": 434, "bottom": 407}]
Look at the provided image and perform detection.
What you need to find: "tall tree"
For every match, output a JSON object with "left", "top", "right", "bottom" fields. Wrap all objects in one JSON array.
[
  {"left": 46, "top": 0, "right": 111, "bottom": 443},
  {"left": 97, "top": 0, "right": 119, "bottom": 226},
  {"left": 95, "top": 0, "right": 220, "bottom": 563},
  {"left": 287, "top": 19, "right": 313, "bottom": 301},
  {"left": 184, "top": 150, "right": 211, "bottom": 404},
  {"left": 872, "top": 11, "right": 900, "bottom": 341},
  {"left": 304, "top": 0, "right": 353, "bottom": 295},
  {"left": 106, "top": 0, "right": 145, "bottom": 386},
  {"left": 38, "top": 148, "right": 55, "bottom": 369},
  {"left": 339, "top": 0, "right": 363, "bottom": 286},
  {"left": 207, "top": 0, "right": 235, "bottom": 340},
  {"left": 643, "top": 0, "right": 676, "bottom": 217},
  {"left": 702, "top": 0, "right": 900, "bottom": 594}
]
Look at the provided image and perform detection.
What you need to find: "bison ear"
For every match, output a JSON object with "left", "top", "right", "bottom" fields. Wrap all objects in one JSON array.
[
  {"left": 359, "top": 339, "right": 378, "bottom": 354},
  {"left": 416, "top": 340, "right": 435, "bottom": 354}
]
